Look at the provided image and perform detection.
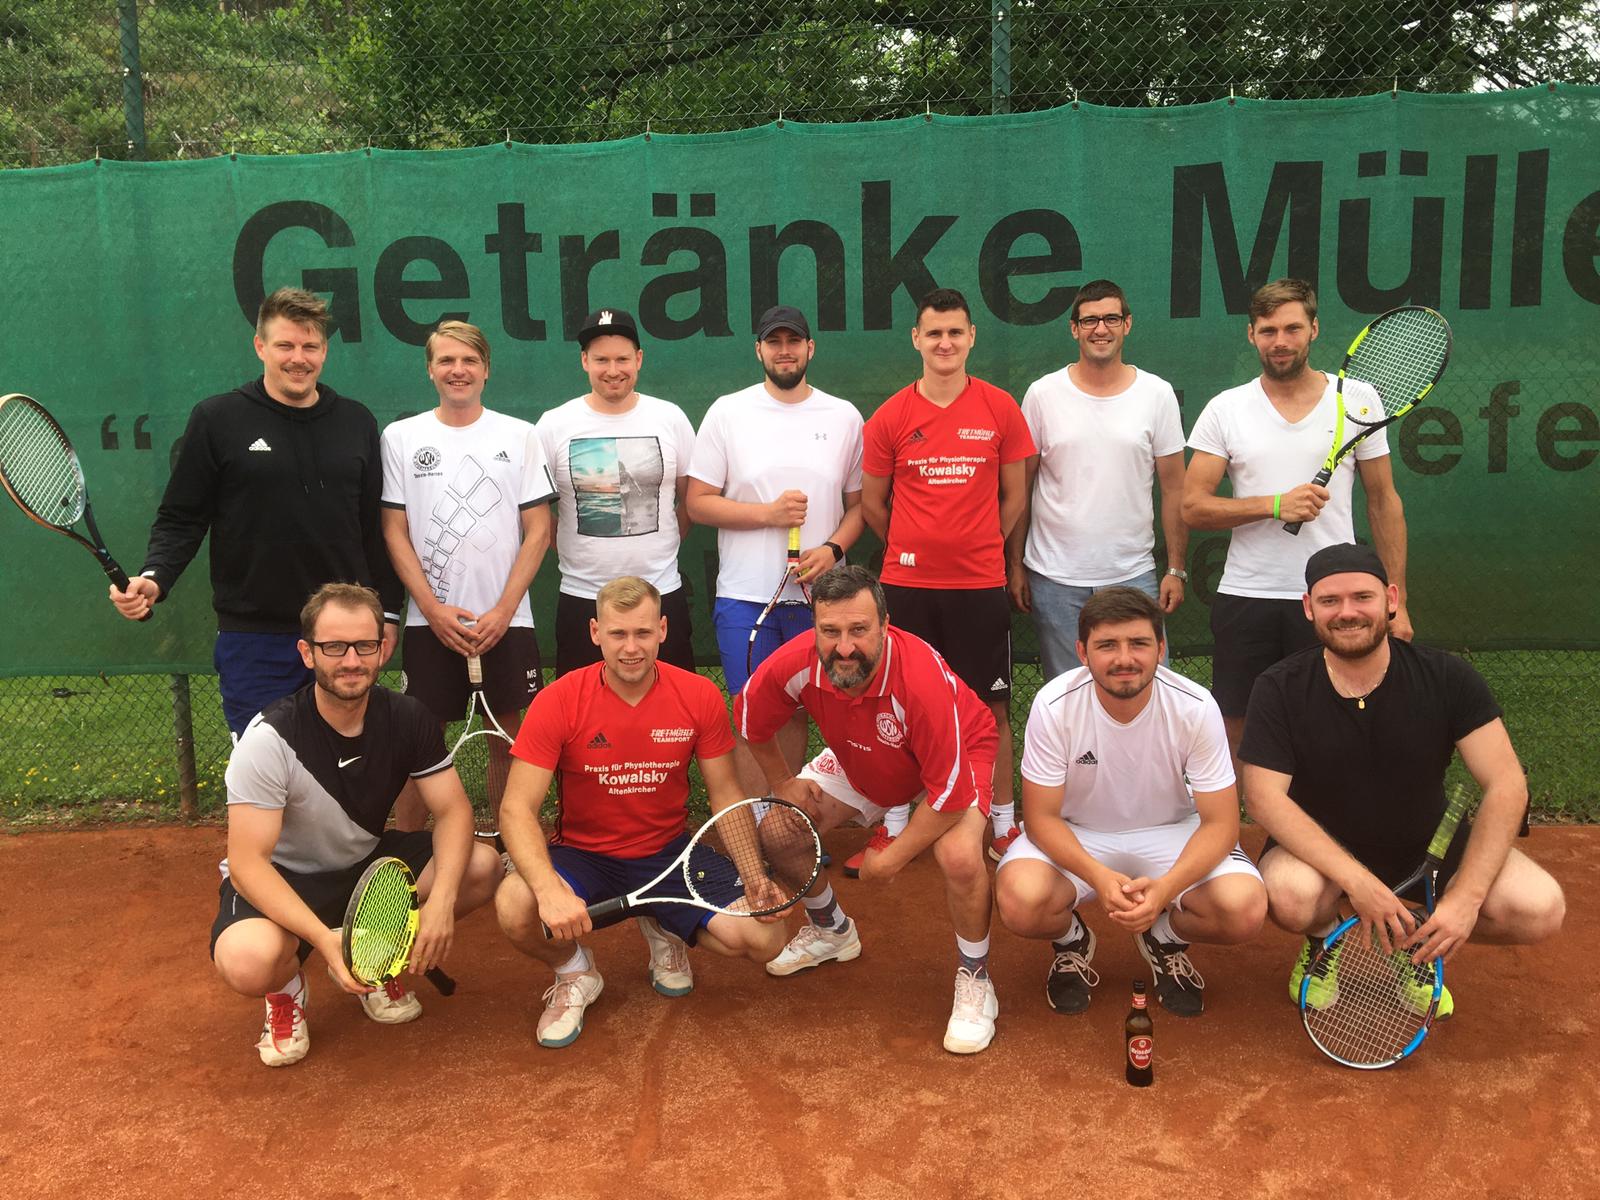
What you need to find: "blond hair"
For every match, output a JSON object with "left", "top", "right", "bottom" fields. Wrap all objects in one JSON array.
[
  {"left": 257, "top": 287, "right": 330, "bottom": 339},
  {"left": 426, "top": 319, "right": 491, "bottom": 370},
  {"left": 595, "top": 576, "right": 661, "bottom": 619}
]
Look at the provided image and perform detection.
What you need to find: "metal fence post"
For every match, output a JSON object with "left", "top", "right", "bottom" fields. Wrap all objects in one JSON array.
[
  {"left": 170, "top": 673, "right": 199, "bottom": 819},
  {"left": 991, "top": 1, "right": 1013, "bottom": 115},
  {"left": 117, "top": 0, "right": 147, "bottom": 159}
]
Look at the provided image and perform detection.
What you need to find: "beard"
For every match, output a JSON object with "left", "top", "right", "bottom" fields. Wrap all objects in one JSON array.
[
  {"left": 1318, "top": 613, "right": 1389, "bottom": 659},
  {"left": 314, "top": 662, "right": 376, "bottom": 701},
  {"left": 1259, "top": 345, "right": 1310, "bottom": 380},
  {"left": 763, "top": 361, "right": 806, "bottom": 390},
  {"left": 823, "top": 648, "right": 877, "bottom": 690}
]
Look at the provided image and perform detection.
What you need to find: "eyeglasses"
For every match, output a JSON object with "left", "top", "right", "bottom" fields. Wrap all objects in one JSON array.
[
  {"left": 310, "top": 639, "right": 382, "bottom": 657},
  {"left": 1074, "top": 313, "right": 1127, "bottom": 330}
]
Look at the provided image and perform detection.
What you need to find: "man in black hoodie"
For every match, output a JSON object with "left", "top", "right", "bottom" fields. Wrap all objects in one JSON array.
[{"left": 109, "top": 288, "right": 402, "bottom": 736}]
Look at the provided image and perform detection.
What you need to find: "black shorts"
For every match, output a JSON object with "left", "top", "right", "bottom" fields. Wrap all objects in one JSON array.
[
  {"left": 880, "top": 584, "right": 1011, "bottom": 703},
  {"left": 553, "top": 587, "right": 697, "bottom": 677},
  {"left": 208, "top": 830, "right": 435, "bottom": 962},
  {"left": 1209, "top": 592, "right": 1320, "bottom": 717},
  {"left": 401, "top": 624, "right": 542, "bottom": 722},
  {"left": 1260, "top": 818, "right": 1472, "bottom": 905}
]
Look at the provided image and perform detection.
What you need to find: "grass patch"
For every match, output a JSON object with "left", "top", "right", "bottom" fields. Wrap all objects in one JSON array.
[{"left": 2, "top": 652, "right": 1594, "bottom": 828}]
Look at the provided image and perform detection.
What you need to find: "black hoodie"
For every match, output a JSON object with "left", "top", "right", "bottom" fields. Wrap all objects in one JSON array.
[{"left": 141, "top": 378, "right": 402, "bottom": 633}]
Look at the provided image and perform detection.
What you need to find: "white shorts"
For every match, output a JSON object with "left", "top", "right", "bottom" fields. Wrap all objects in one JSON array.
[
  {"left": 995, "top": 813, "right": 1262, "bottom": 911},
  {"left": 797, "top": 748, "right": 922, "bottom": 829}
]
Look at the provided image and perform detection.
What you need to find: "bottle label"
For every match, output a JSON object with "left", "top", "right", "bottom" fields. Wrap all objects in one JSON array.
[
  {"left": 1132, "top": 993, "right": 1147, "bottom": 1009},
  {"left": 1128, "top": 1036, "right": 1153, "bottom": 1070}
]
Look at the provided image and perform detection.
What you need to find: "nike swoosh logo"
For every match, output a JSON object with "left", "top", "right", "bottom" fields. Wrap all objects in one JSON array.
[{"left": 338, "top": 756, "right": 362, "bottom": 768}]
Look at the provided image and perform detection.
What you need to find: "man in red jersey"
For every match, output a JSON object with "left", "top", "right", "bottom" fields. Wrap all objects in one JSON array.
[
  {"left": 493, "top": 577, "right": 788, "bottom": 1049},
  {"left": 859, "top": 287, "right": 1035, "bottom": 870},
  {"left": 734, "top": 565, "right": 1002, "bottom": 1054}
]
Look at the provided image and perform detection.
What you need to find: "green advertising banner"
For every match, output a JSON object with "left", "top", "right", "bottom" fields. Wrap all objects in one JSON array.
[{"left": 2, "top": 86, "right": 1597, "bottom": 675}]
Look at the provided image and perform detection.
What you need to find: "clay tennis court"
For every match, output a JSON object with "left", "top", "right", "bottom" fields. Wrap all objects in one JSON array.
[{"left": 4, "top": 823, "right": 1592, "bottom": 1198}]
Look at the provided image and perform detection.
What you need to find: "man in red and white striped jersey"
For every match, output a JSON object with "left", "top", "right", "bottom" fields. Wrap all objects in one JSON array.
[{"left": 734, "top": 564, "right": 1002, "bottom": 1053}]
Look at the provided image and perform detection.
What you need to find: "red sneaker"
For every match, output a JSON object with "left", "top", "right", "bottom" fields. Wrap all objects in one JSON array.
[
  {"left": 988, "top": 826, "right": 1022, "bottom": 863},
  {"left": 842, "top": 826, "right": 896, "bottom": 878}
]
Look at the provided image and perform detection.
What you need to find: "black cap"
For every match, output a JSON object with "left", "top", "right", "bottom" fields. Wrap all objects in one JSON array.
[
  {"left": 756, "top": 304, "right": 811, "bottom": 340},
  {"left": 577, "top": 308, "right": 640, "bottom": 349},
  {"left": 1305, "top": 542, "right": 1388, "bottom": 591}
]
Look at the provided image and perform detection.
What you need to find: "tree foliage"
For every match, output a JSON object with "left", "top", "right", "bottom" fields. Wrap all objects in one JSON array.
[{"left": 3, "top": 0, "right": 1598, "bottom": 167}]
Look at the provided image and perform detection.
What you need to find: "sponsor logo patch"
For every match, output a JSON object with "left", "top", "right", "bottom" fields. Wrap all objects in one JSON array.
[
  {"left": 412, "top": 445, "right": 442, "bottom": 472},
  {"left": 875, "top": 713, "right": 905, "bottom": 748}
]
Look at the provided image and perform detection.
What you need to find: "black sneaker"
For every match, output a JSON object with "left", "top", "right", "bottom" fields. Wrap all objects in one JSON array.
[
  {"left": 1044, "top": 923, "right": 1099, "bottom": 1014},
  {"left": 1135, "top": 929, "right": 1206, "bottom": 1017}
]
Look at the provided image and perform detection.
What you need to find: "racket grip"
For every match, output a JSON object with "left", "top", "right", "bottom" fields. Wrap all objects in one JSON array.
[
  {"left": 103, "top": 559, "right": 153, "bottom": 621},
  {"left": 467, "top": 654, "right": 484, "bottom": 685},
  {"left": 1281, "top": 466, "right": 1335, "bottom": 535},
  {"left": 787, "top": 526, "right": 801, "bottom": 559},
  {"left": 424, "top": 967, "right": 456, "bottom": 996}
]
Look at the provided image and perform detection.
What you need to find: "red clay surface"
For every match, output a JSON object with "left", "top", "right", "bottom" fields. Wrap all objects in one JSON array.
[{"left": 2, "top": 824, "right": 1594, "bottom": 1199}]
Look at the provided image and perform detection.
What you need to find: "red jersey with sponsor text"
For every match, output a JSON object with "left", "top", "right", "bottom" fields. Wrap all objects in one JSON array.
[
  {"left": 734, "top": 626, "right": 997, "bottom": 810},
  {"left": 511, "top": 661, "right": 735, "bottom": 858},
  {"left": 863, "top": 377, "right": 1034, "bottom": 588}
]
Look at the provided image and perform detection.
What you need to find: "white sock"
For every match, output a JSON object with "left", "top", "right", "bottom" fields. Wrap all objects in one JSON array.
[
  {"left": 1150, "top": 910, "right": 1180, "bottom": 945},
  {"left": 884, "top": 803, "right": 911, "bottom": 837},
  {"left": 803, "top": 884, "right": 848, "bottom": 930},
  {"left": 1053, "top": 913, "right": 1084, "bottom": 948},
  {"left": 990, "top": 803, "right": 1016, "bottom": 837},
  {"left": 278, "top": 971, "right": 305, "bottom": 1003},
  {"left": 555, "top": 944, "right": 592, "bottom": 975},
  {"left": 955, "top": 934, "right": 991, "bottom": 961}
]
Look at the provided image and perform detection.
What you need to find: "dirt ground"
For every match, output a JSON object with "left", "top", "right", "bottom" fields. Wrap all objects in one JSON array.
[{"left": 2, "top": 824, "right": 1593, "bottom": 1199}]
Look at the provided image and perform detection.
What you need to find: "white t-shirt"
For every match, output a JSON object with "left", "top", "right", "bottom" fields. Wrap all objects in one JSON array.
[
  {"left": 380, "top": 408, "right": 555, "bottom": 628},
  {"left": 688, "top": 383, "right": 865, "bottom": 603},
  {"left": 1187, "top": 374, "right": 1389, "bottom": 599},
  {"left": 1019, "top": 665, "right": 1234, "bottom": 833},
  {"left": 535, "top": 394, "right": 695, "bottom": 598},
  {"left": 1021, "top": 366, "right": 1185, "bottom": 586}
]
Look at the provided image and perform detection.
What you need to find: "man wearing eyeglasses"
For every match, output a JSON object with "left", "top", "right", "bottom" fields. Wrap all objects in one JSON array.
[
  {"left": 1005, "top": 279, "right": 1189, "bottom": 681},
  {"left": 210, "top": 583, "right": 502, "bottom": 1067}
]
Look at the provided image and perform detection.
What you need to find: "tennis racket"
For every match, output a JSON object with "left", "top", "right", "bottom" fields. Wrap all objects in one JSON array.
[
  {"left": 1284, "top": 306, "right": 1452, "bottom": 535},
  {"left": 1299, "top": 786, "right": 1476, "bottom": 1069},
  {"left": 0, "top": 394, "right": 148, "bottom": 618},
  {"left": 342, "top": 856, "right": 457, "bottom": 995},
  {"left": 449, "top": 620, "right": 516, "bottom": 839},
  {"left": 746, "top": 526, "right": 809, "bottom": 676},
  {"left": 541, "top": 797, "right": 822, "bottom": 936}
]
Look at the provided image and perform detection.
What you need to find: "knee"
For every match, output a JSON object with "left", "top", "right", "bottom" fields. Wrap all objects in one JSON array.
[
  {"left": 494, "top": 872, "right": 540, "bottom": 939},
  {"left": 933, "top": 832, "right": 986, "bottom": 890},
  {"left": 460, "top": 844, "right": 504, "bottom": 908},
  {"left": 1211, "top": 882, "right": 1269, "bottom": 944},
  {"left": 994, "top": 872, "right": 1059, "bottom": 938},
  {"left": 1489, "top": 874, "right": 1567, "bottom": 944},
  {"left": 1264, "top": 880, "right": 1326, "bottom": 934},
  {"left": 746, "top": 920, "right": 791, "bottom": 964},
  {"left": 213, "top": 939, "right": 295, "bottom": 997}
]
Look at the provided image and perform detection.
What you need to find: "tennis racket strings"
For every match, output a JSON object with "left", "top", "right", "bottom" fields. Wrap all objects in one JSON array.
[
  {"left": 690, "top": 800, "right": 822, "bottom": 915},
  {"left": 345, "top": 861, "right": 418, "bottom": 984},
  {"left": 0, "top": 399, "right": 84, "bottom": 524},
  {"left": 1302, "top": 921, "right": 1438, "bottom": 1065},
  {"left": 1345, "top": 307, "right": 1453, "bottom": 421}
]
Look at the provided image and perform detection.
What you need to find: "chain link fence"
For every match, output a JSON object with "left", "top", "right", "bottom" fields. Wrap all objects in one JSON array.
[
  {"left": 2, "top": 1, "right": 1596, "bottom": 822},
  {"left": 4, "top": 1, "right": 1599, "bottom": 166}
]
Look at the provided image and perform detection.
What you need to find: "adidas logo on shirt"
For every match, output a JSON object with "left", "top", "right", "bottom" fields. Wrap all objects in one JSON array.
[
  {"left": 493, "top": 450, "right": 511, "bottom": 462},
  {"left": 990, "top": 677, "right": 1008, "bottom": 692},
  {"left": 587, "top": 731, "right": 611, "bottom": 749},
  {"left": 1075, "top": 750, "right": 1099, "bottom": 766},
  {"left": 908, "top": 429, "right": 926, "bottom": 442},
  {"left": 248, "top": 438, "right": 272, "bottom": 452}
]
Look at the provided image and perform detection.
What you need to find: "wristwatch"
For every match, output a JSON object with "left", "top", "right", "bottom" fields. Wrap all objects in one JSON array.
[
  {"left": 823, "top": 540, "right": 845, "bottom": 562},
  {"left": 1166, "top": 567, "right": 1188, "bottom": 581}
]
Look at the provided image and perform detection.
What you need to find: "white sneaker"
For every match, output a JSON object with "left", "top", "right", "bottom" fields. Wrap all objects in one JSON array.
[
  {"left": 537, "top": 968, "right": 605, "bottom": 1048},
  {"left": 359, "top": 977, "right": 423, "bottom": 1024},
  {"left": 943, "top": 967, "right": 999, "bottom": 1054},
  {"left": 256, "top": 977, "right": 309, "bottom": 1067},
  {"left": 765, "top": 918, "right": 862, "bottom": 977},
  {"left": 636, "top": 915, "right": 694, "bottom": 997}
]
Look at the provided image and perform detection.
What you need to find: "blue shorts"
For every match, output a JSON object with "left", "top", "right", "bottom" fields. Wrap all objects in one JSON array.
[
  {"left": 214, "top": 631, "right": 315, "bottom": 736},
  {"left": 713, "top": 596, "right": 813, "bottom": 695},
  {"left": 549, "top": 832, "right": 744, "bottom": 945}
]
